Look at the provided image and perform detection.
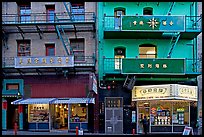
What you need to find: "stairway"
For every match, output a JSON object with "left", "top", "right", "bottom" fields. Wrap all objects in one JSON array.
[
  {"left": 167, "top": 32, "right": 181, "bottom": 58},
  {"left": 55, "top": 25, "right": 73, "bottom": 55},
  {"left": 123, "top": 75, "right": 136, "bottom": 91}
]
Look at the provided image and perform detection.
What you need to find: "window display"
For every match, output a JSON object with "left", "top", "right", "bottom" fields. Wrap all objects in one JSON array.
[
  {"left": 150, "top": 102, "right": 171, "bottom": 126},
  {"left": 28, "top": 104, "right": 49, "bottom": 122},
  {"left": 70, "top": 104, "right": 87, "bottom": 122}
]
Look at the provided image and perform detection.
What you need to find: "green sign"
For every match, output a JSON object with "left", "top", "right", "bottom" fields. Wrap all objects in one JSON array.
[
  {"left": 122, "top": 16, "right": 185, "bottom": 31},
  {"left": 122, "top": 58, "right": 185, "bottom": 74}
]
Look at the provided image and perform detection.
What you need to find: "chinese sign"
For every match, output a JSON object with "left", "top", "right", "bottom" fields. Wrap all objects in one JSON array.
[
  {"left": 89, "top": 73, "right": 98, "bottom": 94},
  {"left": 177, "top": 84, "right": 197, "bottom": 100},
  {"left": 121, "top": 58, "right": 185, "bottom": 74},
  {"left": 122, "top": 15, "right": 185, "bottom": 31},
  {"left": 132, "top": 84, "right": 198, "bottom": 101},
  {"left": 132, "top": 84, "right": 171, "bottom": 101},
  {"left": 15, "top": 56, "right": 74, "bottom": 68}
]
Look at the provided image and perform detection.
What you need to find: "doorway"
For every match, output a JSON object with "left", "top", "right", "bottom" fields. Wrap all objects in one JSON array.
[
  {"left": 54, "top": 104, "right": 68, "bottom": 130},
  {"left": 137, "top": 102, "right": 150, "bottom": 134},
  {"left": 6, "top": 97, "right": 19, "bottom": 129}
]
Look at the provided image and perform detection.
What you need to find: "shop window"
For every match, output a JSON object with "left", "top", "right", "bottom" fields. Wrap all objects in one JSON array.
[
  {"left": 45, "top": 44, "right": 55, "bottom": 56},
  {"left": 139, "top": 45, "right": 157, "bottom": 58},
  {"left": 150, "top": 101, "right": 172, "bottom": 126},
  {"left": 71, "top": 2, "right": 85, "bottom": 21},
  {"left": 70, "top": 104, "right": 88, "bottom": 122},
  {"left": 17, "top": 40, "right": 31, "bottom": 56},
  {"left": 172, "top": 102, "right": 189, "bottom": 125},
  {"left": 70, "top": 38, "right": 85, "bottom": 61},
  {"left": 114, "top": 7, "right": 125, "bottom": 29},
  {"left": 6, "top": 83, "right": 19, "bottom": 90},
  {"left": 28, "top": 104, "right": 49, "bottom": 122},
  {"left": 114, "top": 47, "right": 126, "bottom": 69},
  {"left": 143, "top": 7, "right": 153, "bottom": 15},
  {"left": 17, "top": 2, "right": 31, "bottom": 23}
]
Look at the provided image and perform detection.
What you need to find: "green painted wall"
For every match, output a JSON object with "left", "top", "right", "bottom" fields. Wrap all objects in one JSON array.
[{"left": 98, "top": 2, "right": 198, "bottom": 80}]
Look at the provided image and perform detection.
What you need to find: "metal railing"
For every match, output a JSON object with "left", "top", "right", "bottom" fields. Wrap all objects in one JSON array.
[
  {"left": 2, "top": 12, "right": 96, "bottom": 24},
  {"left": 103, "top": 15, "right": 202, "bottom": 32},
  {"left": 103, "top": 58, "right": 201, "bottom": 74},
  {"left": 2, "top": 56, "right": 95, "bottom": 68}
]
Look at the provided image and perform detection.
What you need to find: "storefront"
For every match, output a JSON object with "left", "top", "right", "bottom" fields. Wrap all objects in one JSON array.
[
  {"left": 132, "top": 84, "right": 198, "bottom": 133},
  {"left": 11, "top": 98, "right": 95, "bottom": 131}
]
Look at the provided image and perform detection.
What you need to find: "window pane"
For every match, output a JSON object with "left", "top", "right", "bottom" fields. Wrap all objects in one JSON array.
[
  {"left": 139, "top": 46, "right": 156, "bottom": 58},
  {"left": 17, "top": 40, "right": 31, "bottom": 56}
]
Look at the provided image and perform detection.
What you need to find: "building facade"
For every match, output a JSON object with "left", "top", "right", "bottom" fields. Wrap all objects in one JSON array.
[
  {"left": 2, "top": 2, "right": 99, "bottom": 132},
  {"left": 97, "top": 2, "right": 202, "bottom": 134}
]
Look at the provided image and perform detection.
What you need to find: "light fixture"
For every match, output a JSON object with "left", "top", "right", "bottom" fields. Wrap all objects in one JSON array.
[
  {"left": 86, "top": 103, "right": 88, "bottom": 106},
  {"left": 71, "top": 108, "right": 74, "bottom": 112},
  {"left": 55, "top": 105, "right": 58, "bottom": 107},
  {"left": 64, "top": 105, "right": 66, "bottom": 108}
]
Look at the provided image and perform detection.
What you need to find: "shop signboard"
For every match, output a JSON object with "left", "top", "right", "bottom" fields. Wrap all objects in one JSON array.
[
  {"left": 122, "top": 15, "right": 185, "bottom": 32},
  {"left": 132, "top": 84, "right": 198, "bottom": 101},
  {"left": 176, "top": 85, "right": 197, "bottom": 101},
  {"left": 122, "top": 58, "right": 185, "bottom": 74},
  {"left": 15, "top": 56, "right": 74, "bottom": 68},
  {"left": 132, "top": 84, "right": 172, "bottom": 101}
]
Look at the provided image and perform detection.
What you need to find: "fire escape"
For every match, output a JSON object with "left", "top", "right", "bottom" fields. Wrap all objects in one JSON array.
[{"left": 2, "top": 2, "right": 96, "bottom": 76}]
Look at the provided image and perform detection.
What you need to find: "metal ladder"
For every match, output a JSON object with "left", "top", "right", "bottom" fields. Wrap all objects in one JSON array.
[
  {"left": 123, "top": 75, "right": 136, "bottom": 90},
  {"left": 63, "top": 2, "right": 73, "bottom": 21},
  {"left": 167, "top": 32, "right": 181, "bottom": 58},
  {"left": 55, "top": 25, "right": 73, "bottom": 55}
]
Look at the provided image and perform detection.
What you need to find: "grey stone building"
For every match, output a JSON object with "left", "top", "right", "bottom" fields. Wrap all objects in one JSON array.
[{"left": 2, "top": 2, "right": 99, "bottom": 132}]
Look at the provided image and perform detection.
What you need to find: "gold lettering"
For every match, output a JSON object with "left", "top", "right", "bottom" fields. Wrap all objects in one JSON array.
[
  {"left": 50, "top": 58, "right": 54, "bottom": 64},
  {"left": 42, "top": 58, "right": 46, "bottom": 64},
  {"left": 57, "top": 57, "right": 62, "bottom": 63},
  {"left": 140, "top": 64, "right": 144, "bottom": 69},
  {"left": 27, "top": 58, "right": 31, "bottom": 64},
  {"left": 155, "top": 64, "right": 159, "bottom": 68},
  {"left": 148, "top": 64, "right": 152, "bottom": 68},
  {"left": 19, "top": 58, "right": 23, "bottom": 64},
  {"left": 34, "top": 58, "right": 39, "bottom": 64},
  {"left": 66, "top": 57, "right": 69, "bottom": 63},
  {"left": 163, "top": 64, "right": 167, "bottom": 68}
]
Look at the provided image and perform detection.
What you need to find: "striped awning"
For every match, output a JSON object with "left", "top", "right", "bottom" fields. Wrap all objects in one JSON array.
[
  {"left": 52, "top": 98, "right": 95, "bottom": 104},
  {"left": 11, "top": 98, "right": 57, "bottom": 104}
]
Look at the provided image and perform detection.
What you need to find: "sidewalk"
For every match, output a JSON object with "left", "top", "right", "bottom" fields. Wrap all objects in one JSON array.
[{"left": 2, "top": 130, "right": 183, "bottom": 136}]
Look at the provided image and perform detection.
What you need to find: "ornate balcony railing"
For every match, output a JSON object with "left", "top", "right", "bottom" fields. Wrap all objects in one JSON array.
[
  {"left": 104, "top": 15, "right": 202, "bottom": 32},
  {"left": 103, "top": 58, "right": 201, "bottom": 75}
]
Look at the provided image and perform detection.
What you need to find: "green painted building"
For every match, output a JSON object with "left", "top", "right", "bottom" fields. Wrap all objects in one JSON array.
[{"left": 97, "top": 2, "right": 202, "bottom": 134}]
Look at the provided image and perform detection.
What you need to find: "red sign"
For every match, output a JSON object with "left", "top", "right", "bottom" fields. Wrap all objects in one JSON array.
[
  {"left": 2, "top": 101, "right": 7, "bottom": 110},
  {"left": 18, "top": 105, "right": 23, "bottom": 113}
]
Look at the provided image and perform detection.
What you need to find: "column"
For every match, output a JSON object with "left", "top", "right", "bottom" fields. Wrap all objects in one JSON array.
[
  {"left": 18, "top": 105, "right": 23, "bottom": 130},
  {"left": 2, "top": 100, "right": 7, "bottom": 130}
]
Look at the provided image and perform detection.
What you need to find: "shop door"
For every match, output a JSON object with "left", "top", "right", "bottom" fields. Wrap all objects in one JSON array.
[
  {"left": 105, "top": 97, "right": 123, "bottom": 134},
  {"left": 137, "top": 105, "right": 150, "bottom": 134}
]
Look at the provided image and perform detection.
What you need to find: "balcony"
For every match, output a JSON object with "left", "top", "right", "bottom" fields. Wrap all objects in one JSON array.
[
  {"left": 2, "top": 55, "right": 95, "bottom": 76},
  {"left": 103, "top": 15, "right": 202, "bottom": 39},
  {"left": 2, "top": 12, "right": 96, "bottom": 33},
  {"left": 103, "top": 58, "right": 201, "bottom": 76}
]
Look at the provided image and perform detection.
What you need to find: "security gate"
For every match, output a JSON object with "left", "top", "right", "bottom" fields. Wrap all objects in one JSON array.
[{"left": 105, "top": 97, "right": 123, "bottom": 134}]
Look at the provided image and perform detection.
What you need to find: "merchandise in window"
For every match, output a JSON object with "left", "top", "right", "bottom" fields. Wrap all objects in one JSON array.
[{"left": 17, "top": 40, "right": 31, "bottom": 56}]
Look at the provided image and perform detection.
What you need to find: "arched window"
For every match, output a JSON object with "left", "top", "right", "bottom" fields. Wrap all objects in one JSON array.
[
  {"left": 114, "top": 47, "right": 126, "bottom": 69},
  {"left": 143, "top": 7, "right": 153, "bottom": 15},
  {"left": 139, "top": 44, "right": 157, "bottom": 58},
  {"left": 114, "top": 7, "right": 126, "bottom": 29}
]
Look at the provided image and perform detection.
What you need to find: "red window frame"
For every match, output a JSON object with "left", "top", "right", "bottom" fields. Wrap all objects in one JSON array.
[{"left": 45, "top": 44, "right": 55, "bottom": 56}]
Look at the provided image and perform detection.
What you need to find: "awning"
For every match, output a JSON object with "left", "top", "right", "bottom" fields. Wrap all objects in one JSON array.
[
  {"left": 11, "top": 98, "right": 57, "bottom": 104},
  {"left": 52, "top": 98, "right": 95, "bottom": 104}
]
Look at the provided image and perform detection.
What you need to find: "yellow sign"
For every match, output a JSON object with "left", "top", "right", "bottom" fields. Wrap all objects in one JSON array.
[
  {"left": 132, "top": 84, "right": 198, "bottom": 101},
  {"left": 132, "top": 84, "right": 171, "bottom": 101}
]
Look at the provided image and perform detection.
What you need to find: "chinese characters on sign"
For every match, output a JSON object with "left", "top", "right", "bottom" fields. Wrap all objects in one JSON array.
[
  {"left": 15, "top": 56, "right": 74, "bottom": 68},
  {"left": 140, "top": 63, "right": 167, "bottom": 69}
]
